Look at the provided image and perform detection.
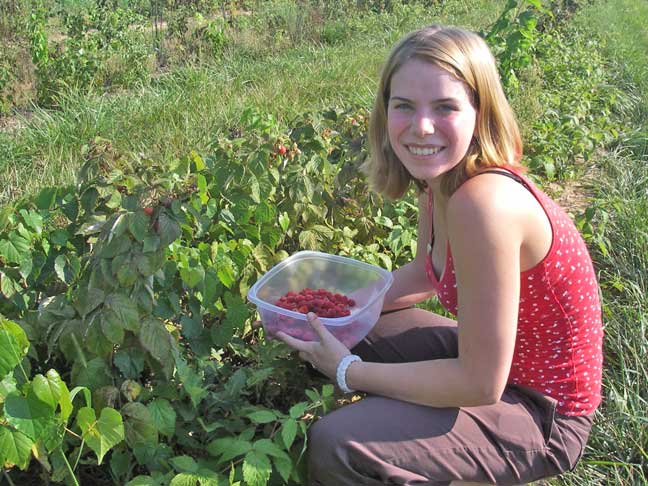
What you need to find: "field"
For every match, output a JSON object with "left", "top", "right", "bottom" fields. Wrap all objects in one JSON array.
[{"left": 0, "top": 0, "right": 646, "bottom": 485}]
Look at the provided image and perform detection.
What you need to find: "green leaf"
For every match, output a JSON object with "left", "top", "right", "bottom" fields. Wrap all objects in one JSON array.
[
  {"left": 139, "top": 318, "right": 174, "bottom": 376},
  {"left": 180, "top": 265, "right": 205, "bottom": 289},
  {"left": 281, "top": 419, "right": 297, "bottom": 450},
  {"left": 0, "top": 233, "right": 30, "bottom": 264},
  {"left": 45, "top": 369, "right": 73, "bottom": 421},
  {"left": 122, "top": 402, "right": 158, "bottom": 449},
  {"left": 169, "top": 472, "right": 223, "bottom": 486},
  {"left": 206, "top": 437, "right": 252, "bottom": 462},
  {"left": 0, "top": 425, "right": 34, "bottom": 470},
  {"left": 54, "top": 253, "right": 81, "bottom": 284},
  {"left": 73, "top": 285, "right": 105, "bottom": 318},
  {"left": 246, "top": 410, "right": 277, "bottom": 424},
  {"left": 76, "top": 406, "right": 125, "bottom": 465},
  {"left": 272, "top": 453, "right": 293, "bottom": 483},
  {"left": 19, "top": 209, "right": 43, "bottom": 235},
  {"left": 0, "top": 374, "right": 17, "bottom": 401},
  {"left": 157, "top": 213, "right": 182, "bottom": 247},
  {"left": 176, "top": 360, "right": 207, "bottom": 409},
  {"left": 254, "top": 202, "right": 275, "bottom": 224},
  {"left": 169, "top": 455, "right": 199, "bottom": 473},
  {"left": 143, "top": 235, "right": 161, "bottom": 253},
  {"left": 0, "top": 270, "right": 18, "bottom": 298},
  {"left": 242, "top": 450, "right": 271, "bottom": 486},
  {"left": 114, "top": 349, "right": 144, "bottom": 379},
  {"left": 117, "top": 263, "right": 139, "bottom": 287},
  {"left": 4, "top": 391, "right": 56, "bottom": 441},
  {"left": 129, "top": 211, "right": 150, "bottom": 242},
  {"left": 73, "top": 358, "right": 113, "bottom": 392},
  {"left": 253, "top": 439, "right": 290, "bottom": 460},
  {"left": 104, "top": 293, "right": 140, "bottom": 332},
  {"left": 278, "top": 212, "right": 290, "bottom": 232},
  {"left": 0, "top": 318, "right": 29, "bottom": 378},
  {"left": 289, "top": 402, "right": 308, "bottom": 419},
  {"left": 147, "top": 398, "right": 176, "bottom": 438},
  {"left": 101, "top": 312, "right": 125, "bottom": 345},
  {"left": 298, "top": 230, "right": 318, "bottom": 250}
]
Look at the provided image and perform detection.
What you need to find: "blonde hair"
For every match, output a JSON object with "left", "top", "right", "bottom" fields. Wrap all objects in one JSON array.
[{"left": 363, "top": 24, "right": 524, "bottom": 199}]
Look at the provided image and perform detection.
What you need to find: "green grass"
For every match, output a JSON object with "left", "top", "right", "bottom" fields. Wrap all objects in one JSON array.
[{"left": 0, "top": 0, "right": 505, "bottom": 204}]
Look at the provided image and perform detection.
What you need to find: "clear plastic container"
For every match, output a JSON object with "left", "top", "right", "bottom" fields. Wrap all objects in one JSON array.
[{"left": 247, "top": 251, "right": 393, "bottom": 349}]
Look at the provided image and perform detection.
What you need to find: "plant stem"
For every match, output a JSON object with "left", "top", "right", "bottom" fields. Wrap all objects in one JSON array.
[
  {"left": 65, "top": 427, "right": 83, "bottom": 441},
  {"left": 58, "top": 448, "right": 80, "bottom": 486},
  {"left": 73, "top": 439, "right": 85, "bottom": 471},
  {"left": 3, "top": 469, "right": 16, "bottom": 486}
]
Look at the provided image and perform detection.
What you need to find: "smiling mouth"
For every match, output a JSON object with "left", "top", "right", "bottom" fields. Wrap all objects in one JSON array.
[{"left": 406, "top": 145, "right": 443, "bottom": 156}]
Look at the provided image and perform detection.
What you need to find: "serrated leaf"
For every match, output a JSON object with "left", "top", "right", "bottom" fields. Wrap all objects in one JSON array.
[
  {"left": 281, "top": 419, "right": 297, "bottom": 450},
  {"left": 117, "top": 263, "right": 139, "bottom": 286},
  {"left": 122, "top": 402, "right": 158, "bottom": 449},
  {"left": 254, "top": 202, "right": 275, "bottom": 224},
  {"left": 129, "top": 211, "right": 150, "bottom": 242},
  {"left": 74, "top": 286, "right": 105, "bottom": 319},
  {"left": 19, "top": 209, "right": 43, "bottom": 235},
  {"left": 289, "top": 402, "right": 308, "bottom": 419},
  {"left": 272, "top": 453, "right": 293, "bottom": 483},
  {"left": 54, "top": 254, "right": 81, "bottom": 284},
  {"left": 169, "top": 455, "right": 199, "bottom": 473},
  {"left": 0, "top": 270, "right": 18, "bottom": 298},
  {"left": 180, "top": 265, "right": 205, "bottom": 289},
  {"left": 298, "top": 230, "right": 318, "bottom": 250},
  {"left": 169, "top": 472, "right": 222, "bottom": 486},
  {"left": 76, "top": 406, "right": 125, "bottom": 464},
  {"left": 206, "top": 437, "right": 252, "bottom": 462},
  {"left": 278, "top": 212, "right": 290, "bottom": 233},
  {"left": 139, "top": 318, "right": 174, "bottom": 376},
  {"left": 157, "top": 213, "right": 182, "bottom": 247},
  {"left": 253, "top": 439, "right": 290, "bottom": 460},
  {"left": 104, "top": 294, "right": 140, "bottom": 331},
  {"left": 0, "top": 425, "right": 33, "bottom": 470},
  {"left": 143, "top": 235, "right": 161, "bottom": 253},
  {"left": 242, "top": 450, "right": 271, "bottom": 486},
  {"left": 148, "top": 398, "right": 176, "bottom": 438},
  {"left": 114, "top": 349, "right": 144, "bottom": 380},
  {"left": 0, "top": 233, "right": 30, "bottom": 264},
  {"left": 101, "top": 312, "right": 125, "bottom": 344},
  {"left": 0, "top": 318, "right": 29, "bottom": 378},
  {"left": 246, "top": 410, "right": 276, "bottom": 424}
]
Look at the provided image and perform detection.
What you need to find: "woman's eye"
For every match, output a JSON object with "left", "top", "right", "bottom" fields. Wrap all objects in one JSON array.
[
  {"left": 438, "top": 104, "right": 457, "bottom": 112},
  {"left": 393, "top": 103, "right": 412, "bottom": 110}
]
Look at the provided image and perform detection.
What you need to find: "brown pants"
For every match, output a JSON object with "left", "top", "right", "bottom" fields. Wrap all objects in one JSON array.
[{"left": 307, "top": 308, "right": 594, "bottom": 485}]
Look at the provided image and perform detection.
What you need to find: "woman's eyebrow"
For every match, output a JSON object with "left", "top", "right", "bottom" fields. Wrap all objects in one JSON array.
[{"left": 389, "top": 95, "right": 458, "bottom": 103}]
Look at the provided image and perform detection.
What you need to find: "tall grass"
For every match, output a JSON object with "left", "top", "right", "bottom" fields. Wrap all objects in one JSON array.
[{"left": 0, "top": 0, "right": 505, "bottom": 205}]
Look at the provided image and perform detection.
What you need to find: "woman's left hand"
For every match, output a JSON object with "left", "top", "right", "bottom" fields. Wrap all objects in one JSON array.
[{"left": 275, "top": 312, "right": 351, "bottom": 380}]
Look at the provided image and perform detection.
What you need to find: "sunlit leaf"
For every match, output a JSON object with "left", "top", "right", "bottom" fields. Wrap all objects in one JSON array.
[{"left": 76, "top": 406, "right": 125, "bottom": 464}]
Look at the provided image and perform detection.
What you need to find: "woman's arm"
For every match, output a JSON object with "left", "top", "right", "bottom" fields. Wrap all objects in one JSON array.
[
  {"left": 346, "top": 176, "right": 524, "bottom": 407},
  {"left": 381, "top": 191, "right": 437, "bottom": 311}
]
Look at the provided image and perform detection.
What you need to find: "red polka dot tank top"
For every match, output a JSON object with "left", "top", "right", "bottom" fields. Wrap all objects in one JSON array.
[{"left": 424, "top": 168, "right": 603, "bottom": 416}]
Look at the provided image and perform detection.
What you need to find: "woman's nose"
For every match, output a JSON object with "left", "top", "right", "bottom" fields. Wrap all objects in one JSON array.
[{"left": 413, "top": 112, "right": 435, "bottom": 137}]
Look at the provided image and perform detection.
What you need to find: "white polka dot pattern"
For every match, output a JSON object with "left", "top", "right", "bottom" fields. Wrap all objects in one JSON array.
[{"left": 424, "top": 171, "right": 603, "bottom": 416}]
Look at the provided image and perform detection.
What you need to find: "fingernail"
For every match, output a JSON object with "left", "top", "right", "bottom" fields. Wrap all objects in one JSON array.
[{"left": 307, "top": 312, "right": 316, "bottom": 320}]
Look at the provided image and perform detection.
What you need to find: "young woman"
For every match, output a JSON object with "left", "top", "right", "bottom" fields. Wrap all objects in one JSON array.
[{"left": 275, "top": 24, "right": 603, "bottom": 485}]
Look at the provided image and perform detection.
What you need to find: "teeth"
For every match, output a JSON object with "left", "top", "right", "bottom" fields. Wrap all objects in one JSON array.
[{"left": 408, "top": 145, "right": 441, "bottom": 156}]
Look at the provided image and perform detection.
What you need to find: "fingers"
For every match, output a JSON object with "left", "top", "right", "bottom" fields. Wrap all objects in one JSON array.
[
  {"left": 276, "top": 330, "right": 311, "bottom": 353},
  {"left": 306, "top": 312, "right": 328, "bottom": 339}
]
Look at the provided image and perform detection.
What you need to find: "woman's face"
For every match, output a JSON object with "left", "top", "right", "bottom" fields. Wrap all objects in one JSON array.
[{"left": 387, "top": 59, "right": 478, "bottom": 187}]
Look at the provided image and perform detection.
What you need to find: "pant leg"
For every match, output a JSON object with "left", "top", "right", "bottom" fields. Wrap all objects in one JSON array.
[
  {"left": 351, "top": 307, "right": 459, "bottom": 363},
  {"left": 307, "top": 385, "right": 593, "bottom": 486}
]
